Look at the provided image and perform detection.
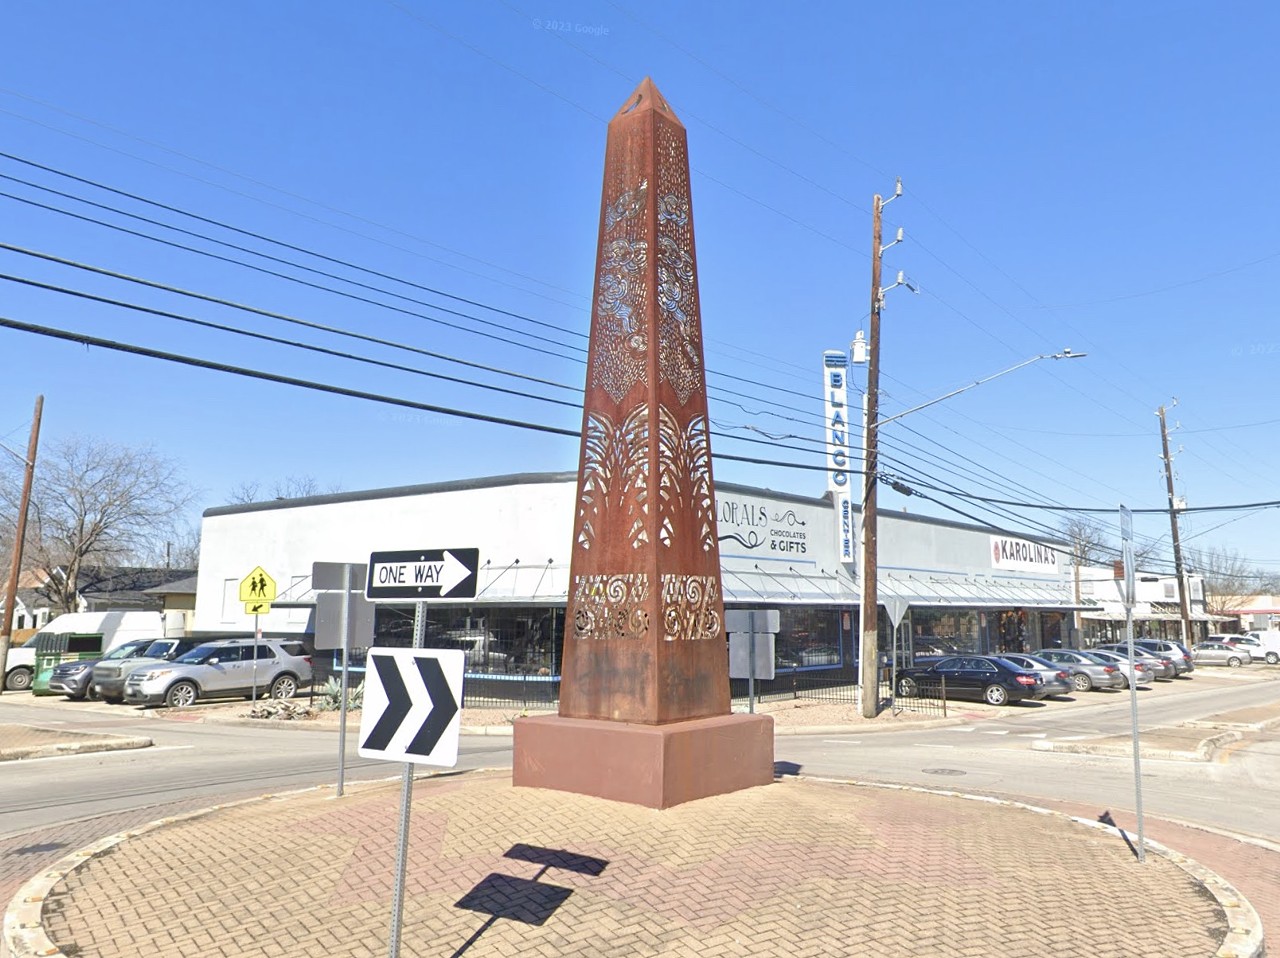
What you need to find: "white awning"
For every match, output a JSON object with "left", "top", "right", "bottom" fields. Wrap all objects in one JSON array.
[
  {"left": 878, "top": 573, "right": 1088, "bottom": 611},
  {"left": 721, "top": 565, "right": 858, "bottom": 605}
]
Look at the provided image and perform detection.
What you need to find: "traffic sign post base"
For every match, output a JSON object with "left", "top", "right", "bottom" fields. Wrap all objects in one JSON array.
[{"left": 513, "top": 713, "right": 774, "bottom": 810}]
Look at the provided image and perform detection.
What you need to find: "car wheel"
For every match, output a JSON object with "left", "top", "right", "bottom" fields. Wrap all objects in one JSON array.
[
  {"left": 983, "top": 684, "right": 1009, "bottom": 706},
  {"left": 1267, "top": 652, "right": 1278, "bottom": 665},
  {"left": 4, "top": 667, "right": 33, "bottom": 691},
  {"left": 86, "top": 683, "right": 100, "bottom": 702},
  {"left": 1072, "top": 672, "right": 1093, "bottom": 692},
  {"left": 165, "top": 681, "right": 199, "bottom": 708},
  {"left": 269, "top": 674, "right": 298, "bottom": 700},
  {"left": 896, "top": 677, "right": 918, "bottom": 698},
  {"left": 1227, "top": 656, "right": 1243, "bottom": 668},
  {"left": 1117, "top": 674, "right": 1130, "bottom": 689}
]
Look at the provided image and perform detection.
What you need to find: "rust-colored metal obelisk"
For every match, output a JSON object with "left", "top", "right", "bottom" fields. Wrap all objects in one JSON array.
[{"left": 513, "top": 78, "right": 774, "bottom": 808}]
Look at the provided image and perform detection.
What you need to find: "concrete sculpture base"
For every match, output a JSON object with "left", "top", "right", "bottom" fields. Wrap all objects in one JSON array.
[{"left": 512, "top": 712, "right": 775, "bottom": 809}]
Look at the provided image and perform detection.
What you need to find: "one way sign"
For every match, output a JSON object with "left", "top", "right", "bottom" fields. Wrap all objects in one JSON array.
[
  {"left": 358, "top": 648, "right": 465, "bottom": 767},
  {"left": 365, "top": 548, "right": 480, "bottom": 601}
]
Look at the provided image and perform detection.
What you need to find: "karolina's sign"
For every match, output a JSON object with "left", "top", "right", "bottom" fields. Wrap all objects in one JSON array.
[{"left": 990, "top": 536, "right": 1060, "bottom": 572}]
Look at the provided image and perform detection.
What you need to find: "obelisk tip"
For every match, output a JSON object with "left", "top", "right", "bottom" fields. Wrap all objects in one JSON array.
[{"left": 613, "top": 76, "right": 678, "bottom": 122}]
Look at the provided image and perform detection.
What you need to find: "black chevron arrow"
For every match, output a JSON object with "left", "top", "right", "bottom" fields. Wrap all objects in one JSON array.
[
  {"left": 362, "top": 654, "right": 412, "bottom": 752},
  {"left": 407, "top": 657, "right": 459, "bottom": 757}
]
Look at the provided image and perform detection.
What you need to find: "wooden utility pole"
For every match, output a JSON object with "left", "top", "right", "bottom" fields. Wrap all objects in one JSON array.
[
  {"left": 859, "top": 194, "right": 884, "bottom": 718},
  {"left": 1157, "top": 405, "right": 1193, "bottom": 645},
  {"left": 0, "top": 395, "right": 44, "bottom": 695}
]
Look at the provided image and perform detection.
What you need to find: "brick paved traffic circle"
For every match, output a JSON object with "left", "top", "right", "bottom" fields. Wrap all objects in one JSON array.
[{"left": 31, "top": 770, "right": 1233, "bottom": 958}]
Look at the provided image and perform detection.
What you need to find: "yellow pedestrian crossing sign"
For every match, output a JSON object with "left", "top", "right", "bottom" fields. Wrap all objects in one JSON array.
[{"left": 240, "top": 567, "right": 277, "bottom": 603}]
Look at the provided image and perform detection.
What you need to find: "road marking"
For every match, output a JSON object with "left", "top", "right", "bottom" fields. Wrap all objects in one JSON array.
[
  {"left": 982, "top": 730, "right": 1010, "bottom": 735},
  {"left": 914, "top": 743, "right": 955, "bottom": 749},
  {"left": 1017, "top": 732, "right": 1047, "bottom": 738},
  {"left": 1057, "top": 735, "right": 1092, "bottom": 741},
  {"left": 821, "top": 740, "right": 862, "bottom": 745},
  {"left": 945, "top": 727, "right": 977, "bottom": 733}
]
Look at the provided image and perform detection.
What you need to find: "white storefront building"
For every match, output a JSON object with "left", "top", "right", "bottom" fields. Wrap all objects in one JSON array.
[{"left": 194, "top": 472, "right": 1086, "bottom": 693}]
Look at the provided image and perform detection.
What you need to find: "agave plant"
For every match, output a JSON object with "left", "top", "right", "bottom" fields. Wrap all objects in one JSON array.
[{"left": 315, "top": 676, "right": 365, "bottom": 712}]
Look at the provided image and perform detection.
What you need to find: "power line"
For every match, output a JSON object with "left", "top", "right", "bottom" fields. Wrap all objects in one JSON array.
[
  {"left": 0, "top": 242, "right": 579, "bottom": 394},
  {"left": 0, "top": 171, "right": 831, "bottom": 412},
  {"left": 0, "top": 313, "right": 837, "bottom": 477},
  {"left": 0, "top": 272, "right": 584, "bottom": 410},
  {"left": 0, "top": 151, "right": 590, "bottom": 341}
]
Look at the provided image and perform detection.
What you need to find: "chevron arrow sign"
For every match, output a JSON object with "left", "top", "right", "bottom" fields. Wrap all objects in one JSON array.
[{"left": 358, "top": 648, "right": 465, "bottom": 766}]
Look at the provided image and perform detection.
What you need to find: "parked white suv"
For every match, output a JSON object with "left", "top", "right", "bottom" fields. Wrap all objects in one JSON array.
[{"left": 123, "top": 638, "right": 312, "bottom": 708}]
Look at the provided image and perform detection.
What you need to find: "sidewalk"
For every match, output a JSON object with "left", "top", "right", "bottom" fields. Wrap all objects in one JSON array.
[{"left": 4, "top": 769, "right": 1264, "bottom": 958}]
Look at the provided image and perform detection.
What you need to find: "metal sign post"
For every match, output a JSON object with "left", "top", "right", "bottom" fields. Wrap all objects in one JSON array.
[
  {"left": 315, "top": 562, "right": 374, "bottom": 797},
  {"left": 387, "top": 601, "right": 426, "bottom": 958},
  {"left": 361, "top": 547, "right": 475, "bottom": 958},
  {"left": 252, "top": 613, "right": 260, "bottom": 702},
  {"left": 1120, "top": 505, "right": 1146, "bottom": 863},
  {"left": 727, "top": 609, "right": 778, "bottom": 714},
  {"left": 337, "top": 563, "right": 351, "bottom": 798}
]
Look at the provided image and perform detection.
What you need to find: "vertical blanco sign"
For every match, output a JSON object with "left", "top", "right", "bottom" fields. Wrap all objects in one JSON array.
[{"left": 823, "top": 350, "right": 855, "bottom": 564}]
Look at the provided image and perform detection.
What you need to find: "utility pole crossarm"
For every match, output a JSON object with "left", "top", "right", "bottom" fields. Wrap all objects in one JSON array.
[{"left": 875, "top": 350, "right": 1087, "bottom": 430}]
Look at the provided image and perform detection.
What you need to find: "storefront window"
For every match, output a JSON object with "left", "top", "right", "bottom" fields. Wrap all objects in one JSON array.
[
  {"left": 751, "top": 606, "right": 844, "bottom": 671},
  {"left": 910, "top": 608, "right": 980, "bottom": 655},
  {"left": 371, "top": 604, "right": 563, "bottom": 675}
]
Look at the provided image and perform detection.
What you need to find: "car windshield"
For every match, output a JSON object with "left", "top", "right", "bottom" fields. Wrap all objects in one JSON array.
[
  {"left": 175, "top": 645, "right": 221, "bottom": 664},
  {"left": 1014, "top": 654, "right": 1052, "bottom": 668},
  {"left": 102, "top": 642, "right": 149, "bottom": 660}
]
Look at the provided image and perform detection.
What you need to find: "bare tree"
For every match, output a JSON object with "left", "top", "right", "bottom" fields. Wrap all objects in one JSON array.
[
  {"left": 225, "top": 475, "right": 338, "bottom": 504},
  {"left": 0, "top": 437, "right": 196, "bottom": 615},
  {"left": 133, "top": 523, "right": 201, "bottom": 569},
  {"left": 1187, "top": 545, "right": 1257, "bottom": 617},
  {"left": 1061, "top": 516, "right": 1110, "bottom": 566}
]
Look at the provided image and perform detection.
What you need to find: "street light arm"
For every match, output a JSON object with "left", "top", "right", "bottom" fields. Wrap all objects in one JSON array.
[{"left": 872, "top": 349, "right": 1086, "bottom": 429}]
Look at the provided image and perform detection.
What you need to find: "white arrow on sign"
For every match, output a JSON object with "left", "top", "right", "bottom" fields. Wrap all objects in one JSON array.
[{"left": 358, "top": 648, "right": 465, "bottom": 767}]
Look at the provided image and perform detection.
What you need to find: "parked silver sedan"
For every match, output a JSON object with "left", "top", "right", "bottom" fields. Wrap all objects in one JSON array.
[
  {"left": 1190, "top": 641, "right": 1251, "bottom": 668},
  {"left": 1088, "top": 649, "right": 1155, "bottom": 688},
  {"left": 999, "top": 653, "right": 1073, "bottom": 698},
  {"left": 1094, "top": 644, "right": 1177, "bottom": 680},
  {"left": 1034, "top": 648, "right": 1125, "bottom": 692}
]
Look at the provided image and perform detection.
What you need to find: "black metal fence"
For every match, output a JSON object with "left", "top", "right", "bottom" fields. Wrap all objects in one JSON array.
[
  {"left": 891, "top": 674, "right": 948, "bottom": 717},
  {"left": 730, "top": 672, "right": 858, "bottom": 705}
]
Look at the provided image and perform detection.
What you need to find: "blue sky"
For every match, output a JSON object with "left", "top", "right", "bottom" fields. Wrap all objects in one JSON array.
[{"left": 1, "top": 1, "right": 1277, "bottom": 575}]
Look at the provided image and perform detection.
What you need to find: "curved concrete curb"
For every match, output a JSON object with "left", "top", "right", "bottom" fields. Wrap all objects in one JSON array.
[
  {"left": 0, "top": 734, "right": 153, "bottom": 762},
  {"left": 809, "top": 777, "right": 1266, "bottom": 958},
  {"left": 4, "top": 770, "right": 1263, "bottom": 958},
  {"left": 1030, "top": 729, "right": 1242, "bottom": 762}
]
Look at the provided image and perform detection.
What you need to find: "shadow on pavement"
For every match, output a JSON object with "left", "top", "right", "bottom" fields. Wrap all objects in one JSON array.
[{"left": 450, "top": 845, "right": 609, "bottom": 957}]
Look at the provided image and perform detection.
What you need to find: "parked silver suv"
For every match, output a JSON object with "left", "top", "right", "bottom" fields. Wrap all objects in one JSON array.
[{"left": 123, "top": 638, "right": 312, "bottom": 708}]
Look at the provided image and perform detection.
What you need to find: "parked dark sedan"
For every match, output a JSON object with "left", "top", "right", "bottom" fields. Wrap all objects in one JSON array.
[{"left": 896, "top": 654, "right": 1043, "bottom": 706}]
